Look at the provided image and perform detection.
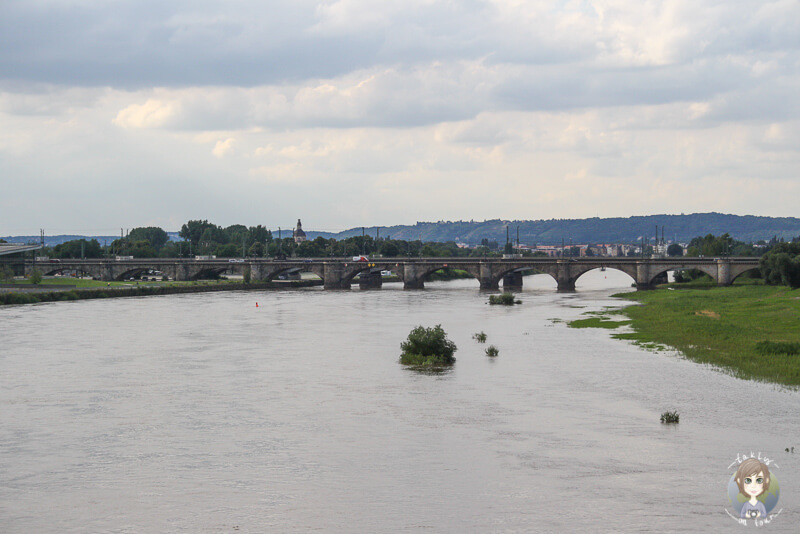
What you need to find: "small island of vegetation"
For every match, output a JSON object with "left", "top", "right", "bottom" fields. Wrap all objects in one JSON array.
[
  {"left": 489, "top": 292, "right": 521, "bottom": 305},
  {"left": 399, "top": 325, "right": 457, "bottom": 367}
]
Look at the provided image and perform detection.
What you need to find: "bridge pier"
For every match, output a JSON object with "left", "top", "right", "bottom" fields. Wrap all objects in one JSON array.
[
  {"left": 716, "top": 259, "right": 732, "bottom": 286},
  {"left": 174, "top": 263, "right": 190, "bottom": 282},
  {"left": 358, "top": 269, "right": 383, "bottom": 289},
  {"left": 502, "top": 271, "right": 523, "bottom": 290},
  {"left": 101, "top": 263, "right": 114, "bottom": 282},
  {"left": 556, "top": 261, "right": 576, "bottom": 292},
  {"left": 479, "top": 263, "right": 499, "bottom": 290},
  {"left": 324, "top": 263, "right": 351, "bottom": 290},
  {"left": 403, "top": 264, "right": 425, "bottom": 289},
  {"left": 557, "top": 279, "right": 576, "bottom": 292},
  {"left": 250, "top": 262, "right": 267, "bottom": 282}
]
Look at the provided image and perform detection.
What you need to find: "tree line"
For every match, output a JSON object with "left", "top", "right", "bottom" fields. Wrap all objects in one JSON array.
[
  {"left": 35, "top": 220, "right": 543, "bottom": 260},
  {"left": 673, "top": 233, "right": 800, "bottom": 288}
]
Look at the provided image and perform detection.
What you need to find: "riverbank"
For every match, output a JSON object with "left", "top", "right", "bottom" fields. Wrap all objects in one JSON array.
[
  {"left": 570, "top": 284, "right": 800, "bottom": 386},
  {"left": 0, "top": 279, "right": 322, "bottom": 305}
]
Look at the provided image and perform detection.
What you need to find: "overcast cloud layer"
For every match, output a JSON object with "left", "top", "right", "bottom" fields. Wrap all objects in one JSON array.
[{"left": 1, "top": 0, "right": 798, "bottom": 234}]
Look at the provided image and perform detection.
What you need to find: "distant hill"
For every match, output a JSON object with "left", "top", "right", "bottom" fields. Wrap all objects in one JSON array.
[
  {"left": 333, "top": 213, "right": 800, "bottom": 245},
  {"left": 4, "top": 213, "right": 799, "bottom": 247},
  {"left": 0, "top": 234, "right": 120, "bottom": 247}
]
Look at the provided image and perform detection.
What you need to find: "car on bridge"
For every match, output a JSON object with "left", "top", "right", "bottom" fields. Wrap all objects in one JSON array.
[{"left": 352, "top": 256, "right": 369, "bottom": 262}]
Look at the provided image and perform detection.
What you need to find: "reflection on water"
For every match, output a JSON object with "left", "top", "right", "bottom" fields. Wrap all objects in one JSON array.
[{"left": 1, "top": 270, "right": 799, "bottom": 533}]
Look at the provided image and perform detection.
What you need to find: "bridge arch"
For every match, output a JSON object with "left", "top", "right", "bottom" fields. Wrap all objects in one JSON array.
[
  {"left": 400, "top": 263, "right": 483, "bottom": 289},
  {"left": 643, "top": 264, "right": 718, "bottom": 287},
  {"left": 730, "top": 265, "right": 760, "bottom": 284},
  {"left": 41, "top": 265, "right": 98, "bottom": 279},
  {"left": 571, "top": 266, "right": 636, "bottom": 288}
]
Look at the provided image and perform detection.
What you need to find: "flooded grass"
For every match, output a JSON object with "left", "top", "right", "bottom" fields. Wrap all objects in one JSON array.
[
  {"left": 569, "top": 316, "right": 631, "bottom": 329},
  {"left": 609, "top": 285, "right": 800, "bottom": 386}
]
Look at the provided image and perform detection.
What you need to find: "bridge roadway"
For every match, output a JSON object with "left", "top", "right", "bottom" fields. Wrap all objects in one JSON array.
[{"left": 25, "top": 256, "right": 761, "bottom": 291}]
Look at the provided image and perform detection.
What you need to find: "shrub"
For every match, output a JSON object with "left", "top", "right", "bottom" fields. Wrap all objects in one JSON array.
[
  {"left": 473, "top": 331, "right": 487, "bottom": 343},
  {"left": 1, "top": 292, "right": 41, "bottom": 305},
  {"left": 760, "top": 243, "right": 800, "bottom": 288},
  {"left": 755, "top": 341, "right": 800, "bottom": 356},
  {"left": 243, "top": 266, "right": 251, "bottom": 284},
  {"left": 660, "top": 411, "right": 680, "bottom": 424},
  {"left": 400, "top": 324, "right": 457, "bottom": 366},
  {"left": 489, "top": 292, "right": 518, "bottom": 305},
  {"left": 30, "top": 269, "right": 43, "bottom": 285},
  {"left": 0, "top": 265, "right": 14, "bottom": 283},
  {"left": 485, "top": 345, "right": 499, "bottom": 357}
]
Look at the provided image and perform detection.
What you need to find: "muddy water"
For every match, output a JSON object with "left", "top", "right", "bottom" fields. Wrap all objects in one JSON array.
[{"left": 1, "top": 270, "right": 798, "bottom": 532}]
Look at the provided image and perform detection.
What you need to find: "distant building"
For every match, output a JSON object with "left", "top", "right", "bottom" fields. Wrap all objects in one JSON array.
[{"left": 293, "top": 219, "right": 307, "bottom": 243}]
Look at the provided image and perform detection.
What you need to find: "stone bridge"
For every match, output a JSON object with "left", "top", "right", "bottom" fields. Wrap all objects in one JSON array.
[{"left": 25, "top": 256, "right": 761, "bottom": 291}]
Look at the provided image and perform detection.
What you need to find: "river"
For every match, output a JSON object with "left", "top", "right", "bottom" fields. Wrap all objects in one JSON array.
[{"left": 1, "top": 270, "right": 798, "bottom": 533}]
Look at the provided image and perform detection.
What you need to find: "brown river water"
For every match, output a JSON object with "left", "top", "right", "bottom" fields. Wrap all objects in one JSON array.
[{"left": 2, "top": 270, "right": 799, "bottom": 532}]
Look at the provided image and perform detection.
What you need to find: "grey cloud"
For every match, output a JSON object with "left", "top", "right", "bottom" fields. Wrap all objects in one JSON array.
[{"left": 1, "top": 0, "right": 797, "bottom": 128}]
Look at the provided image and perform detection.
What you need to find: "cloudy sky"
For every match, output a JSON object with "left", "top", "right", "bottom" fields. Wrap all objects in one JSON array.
[{"left": 1, "top": 0, "right": 798, "bottom": 234}]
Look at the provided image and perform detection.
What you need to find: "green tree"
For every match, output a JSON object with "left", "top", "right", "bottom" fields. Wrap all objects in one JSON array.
[
  {"left": 297, "top": 238, "right": 326, "bottom": 257},
  {"left": 214, "top": 243, "right": 240, "bottom": 258},
  {"left": 686, "top": 233, "right": 756, "bottom": 257},
  {"left": 53, "top": 239, "right": 103, "bottom": 259},
  {"left": 399, "top": 325, "right": 457, "bottom": 366},
  {"left": 127, "top": 240, "right": 157, "bottom": 258},
  {"left": 667, "top": 243, "right": 683, "bottom": 257},
  {"left": 248, "top": 241, "right": 266, "bottom": 257},
  {"left": 379, "top": 241, "right": 400, "bottom": 257},
  {"left": 128, "top": 227, "right": 169, "bottom": 250},
  {"left": 760, "top": 242, "right": 800, "bottom": 288},
  {"left": 249, "top": 225, "right": 272, "bottom": 245},
  {"left": 30, "top": 269, "right": 42, "bottom": 284},
  {"left": 180, "top": 220, "right": 219, "bottom": 245}
]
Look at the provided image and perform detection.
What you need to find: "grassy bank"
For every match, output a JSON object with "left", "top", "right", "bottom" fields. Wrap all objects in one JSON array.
[
  {"left": 0, "top": 279, "right": 319, "bottom": 306},
  {"left": 570, "top": 285, "right": 800, "bottom": 386}
]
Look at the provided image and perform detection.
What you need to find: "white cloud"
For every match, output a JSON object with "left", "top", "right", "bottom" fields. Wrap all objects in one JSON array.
[
  {"left": 0, "top": 0, "right": 798, "bottom": 232},
  {"left": 211, "top": 137, "right": 236, "bottom": 158},
  {"left": 113, "top": 98, "right": 179, "bottom": 129}
]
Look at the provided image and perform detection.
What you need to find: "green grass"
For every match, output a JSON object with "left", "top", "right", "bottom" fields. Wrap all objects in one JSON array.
[
  {"left": 569, "top": 315, "right": 632, "bottom": 329},
  {"left": 0, "top": 279, "right": 276, "bottom": 306},
  {"left": 6, "top": 277, "right": 241, "bottom": 289},
  {"left": 607, "top": 285, "right": 800, "bottom": 386}
]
